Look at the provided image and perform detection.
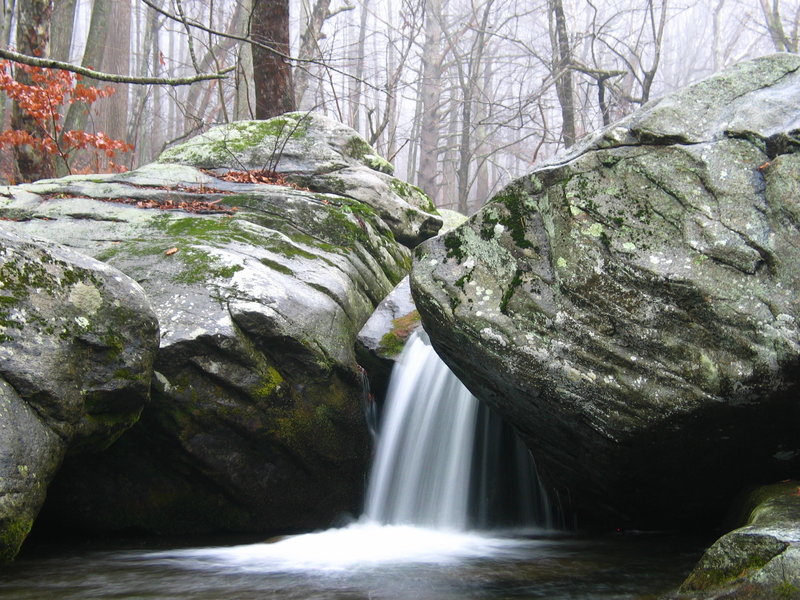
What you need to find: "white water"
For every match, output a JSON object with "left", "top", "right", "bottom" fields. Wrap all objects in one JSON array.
[
  {"left": 142, "top": 329, "right": 551, "bottom": 571},
  {"left": 364, "top": 331, "right": 479, "bottom": 529}
]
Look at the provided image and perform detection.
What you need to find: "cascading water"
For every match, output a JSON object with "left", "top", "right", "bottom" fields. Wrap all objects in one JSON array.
[
  {"left": 364, "top": 331, "right": 479, "bottom": 529},
  {"left": 364, "top": 329, "right": 553, "bottom": 531}
]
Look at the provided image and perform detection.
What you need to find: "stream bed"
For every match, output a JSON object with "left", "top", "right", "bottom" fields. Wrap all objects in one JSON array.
[{"left": 0, "top": 524, "right": 704, "bottom": 599}]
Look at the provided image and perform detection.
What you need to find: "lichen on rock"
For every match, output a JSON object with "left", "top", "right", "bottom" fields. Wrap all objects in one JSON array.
[{"left": 410, "top": 53, "right": 800, "bottom": 530}]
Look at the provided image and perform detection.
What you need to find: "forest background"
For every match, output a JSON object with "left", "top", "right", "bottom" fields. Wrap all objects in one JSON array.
[{"left": 1, "top": 0, "right": 797, "bottom": 214}]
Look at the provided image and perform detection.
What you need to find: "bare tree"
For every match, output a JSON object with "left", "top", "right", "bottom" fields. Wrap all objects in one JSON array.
[
  {"left": 251, "top": 0, "right": 295, "bottom": 118},
  {"left": 549, "top": 0, "right": 576, "bottom": 148}
]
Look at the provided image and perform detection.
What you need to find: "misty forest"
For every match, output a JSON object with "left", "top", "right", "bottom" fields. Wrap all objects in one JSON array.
[
  {"left": 0, "top": 0, "right": 799, "bottom": 599},
  {"left": 1, "top": 0, "right": 796, "bottom": 208}
]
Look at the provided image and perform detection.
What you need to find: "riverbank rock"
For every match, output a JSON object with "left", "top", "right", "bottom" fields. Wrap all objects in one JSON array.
[
  {"left": 0, "top": 229, "right": 158, "bottom": 561},
  {"left": 0, "top": 115, "right": 418, "bottom": 537},
  {"left": 158, "top": 112, "right": 442, "bottom": 247},
  {"left": 670, "top": 483, "right": 800, "bottom": 600},
  {"left": 411, "top": 53, "right": 800, "bottom": 529}
]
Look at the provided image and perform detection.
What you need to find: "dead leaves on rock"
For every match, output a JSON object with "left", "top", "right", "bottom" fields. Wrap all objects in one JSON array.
[
  {"left": 33, "top": 168, "right": 314, "bottom": 218},
  {"left": 40, "top": 191, "right": 238, "bottom": 215},
  {"left": 209, "top": 169, "right": 311, "bottom": 192}
]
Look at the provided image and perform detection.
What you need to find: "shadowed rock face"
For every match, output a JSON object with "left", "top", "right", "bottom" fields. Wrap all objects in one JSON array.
[
  {"left": 0, "top": 229, "right": 159, "bottom": 560},
  {"left": 0, "top": 114, "right": 424, "bottom": 540},
  {"left": 410, "top": 54, "right": 800, "bottom": 530}
]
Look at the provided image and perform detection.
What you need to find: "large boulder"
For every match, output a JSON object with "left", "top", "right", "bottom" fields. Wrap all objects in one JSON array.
[
  {"left": 411, "top": 54, "right": 800, "bottom": 529},
  {"left": 672, "top": 483, "right": 800, "bottom": 599},
  {"left": 0, "top": 115, "right": 418, "bottom": 536},
  {"left": 0, "top": 229, "right": 158, "bottom": 560},
  {"left": 158, "top": 112, "right": 442, "bottom": 247}
]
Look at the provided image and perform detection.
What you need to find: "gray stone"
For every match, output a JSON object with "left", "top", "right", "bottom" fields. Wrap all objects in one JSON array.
[
  {"left": 356, "top": 277, "right": 421, "bottom": 398},
  {"left": 0, "top": 116, "right": 415, "bottom": 537},
  {"left": 671, "top": 483, "right": 800, "bottom": 599},
  {"left": 157, "top": 112, "right": 442, "bottom": 246},
  {"left": 0, "top": 228, "right": 159, "bottom": 560},
  {"left": 410, "top": 54, "right": 800, "bottom": 529}
]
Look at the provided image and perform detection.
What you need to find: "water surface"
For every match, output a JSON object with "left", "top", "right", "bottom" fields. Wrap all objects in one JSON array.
[{"left": 1, "top": 525, "right": 702, "bottom": 599}]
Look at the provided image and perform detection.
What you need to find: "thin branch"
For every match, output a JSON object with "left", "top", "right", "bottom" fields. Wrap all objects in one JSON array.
[
  {"left": 0, "top": 47, "right": 233, "bottom": 85},
  {"left": 138, "top": 0, "right": 381, "bottom": 92}
]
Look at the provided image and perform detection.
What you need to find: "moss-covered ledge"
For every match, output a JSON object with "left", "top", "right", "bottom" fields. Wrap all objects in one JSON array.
[{"left": 669, "top": 482, "right": 800, "bottom": 600}]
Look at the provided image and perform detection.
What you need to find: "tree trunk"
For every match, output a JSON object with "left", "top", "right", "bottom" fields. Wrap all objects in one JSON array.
[
  {"left": 96, "top": 0, "right": 131, "bottom": 165},
  {"left": 760, "top": 0, "right": 796, "bottom": 52},
  {"left": 12, "top": 0, "right": 55, "bottom": 181},
  {"left": 549, "top": 0, "right": 575, "bottom": 148},
  {"left": 61, "top": 0, "right": 112, "bottom": 139},
  {"left": 295, "top": 0, "right": 331, "bottom": 108},
  {"left": 349, "top": 0, "right": 370, "bottom": 133},
  {"left": 51, "top": 0, "right": 77, "bottom": 61},
  {"left": 251, "top": 0, "right": 295, "bottom": 119},
  {"left": 417, "top": 0, "right": 445, "bottom": 205}
]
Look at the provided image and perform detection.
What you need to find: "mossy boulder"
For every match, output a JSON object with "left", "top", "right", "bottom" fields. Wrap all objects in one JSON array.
[
  {"left": 158, "top": 112, "right": 442, "bottom": 247},
  {"left": 356, "top": 277, "right": 421, "bottom": 400},
  {"left": 670, "top": 483, "right": 800, "bottom": 599},
  {"left": 0, "top": 123, "right": 413, "bottom": 537},
  {"left": 410, "top": 54, "right": 800, "bottom": 529},
  {"left": 0, "top": 228, "right": 159, "bottom": 561}
]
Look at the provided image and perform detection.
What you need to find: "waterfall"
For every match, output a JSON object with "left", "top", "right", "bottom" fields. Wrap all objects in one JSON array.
[
  {"left": 364, "top": 330, "right": 552, "bottom": 531},
  {"left": 140, "top": 329, "right": 554, "bottom": 572}
]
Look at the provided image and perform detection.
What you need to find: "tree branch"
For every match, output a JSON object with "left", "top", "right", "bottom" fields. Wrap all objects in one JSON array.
[{"left": 0, "top": 48, "right": 233, "bottom": 85}]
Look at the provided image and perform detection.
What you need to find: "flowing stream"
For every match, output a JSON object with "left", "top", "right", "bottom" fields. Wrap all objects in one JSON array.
[{"left": 0, "top": 330, "right": 703, "bottom": 598}]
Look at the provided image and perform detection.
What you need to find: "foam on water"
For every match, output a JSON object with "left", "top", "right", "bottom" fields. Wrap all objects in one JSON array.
[{"left": 142, "top": 522, "right": 535, "bottom": 573}]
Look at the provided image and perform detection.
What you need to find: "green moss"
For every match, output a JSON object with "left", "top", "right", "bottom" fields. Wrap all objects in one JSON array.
[
  {"left": 500, "top": 269, "right": 524, "bottom": 314},
  {"left": 776, "top": 581, "right": 800, "bottom": 599},
  {"left": 173, "top": 248, "right": 244, "bottom": 284},
  {"left": 0, "top": 517, "right": 33, "bottom": 563},
  {"left": 158, "top": 115, "right": 313, "bottom": 167},
  {"left": 259, "top": 258, "right": 294, "bottom": 276},
  {"left": 252, "top": 366, "right": 284, "bottom": 399},
  {"left": 378, "top": 310, "right": 421, "bottom": 357},
  {"left": 444, "top": 232, "right": 467, "bottom": 261},
  {"left": 682, "top": 534, "right": 789, "bottom": 591},
  {"left": 490, "top": 182, "right": 534, "bottom": 249},
  {"left": 389, "top": 179, "right": 436, "bottom": 214}
]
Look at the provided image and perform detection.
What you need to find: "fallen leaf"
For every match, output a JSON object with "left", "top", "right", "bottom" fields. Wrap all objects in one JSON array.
[{"left": 165, "top": 247, "right": 179, "bottom": 256}]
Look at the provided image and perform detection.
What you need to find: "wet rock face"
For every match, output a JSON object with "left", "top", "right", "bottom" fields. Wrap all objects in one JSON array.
[
  {"left": 411, "top": 54, "right": 800, "bottom": 529},
  {"left": 0, "top": 114, "right": 420, "bottom": 538},
  {"left": 672, "top": 483, "right": 800, "bottom": 600},
  {"left": 0, "top": 229, "right": 159, "bottom": 560}
]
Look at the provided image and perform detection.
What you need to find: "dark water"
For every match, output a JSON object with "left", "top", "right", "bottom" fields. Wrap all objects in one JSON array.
[{"left": 0, "top": 525, "right": 703, "bottom": 600}]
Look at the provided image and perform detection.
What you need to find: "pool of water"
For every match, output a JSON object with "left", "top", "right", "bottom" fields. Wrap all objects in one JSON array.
[{"left": 0, "top": 524, "right": 704, "bottom": 599}]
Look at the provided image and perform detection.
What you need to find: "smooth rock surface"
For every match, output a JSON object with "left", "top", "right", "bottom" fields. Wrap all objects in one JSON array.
[
  {"left": 411, "top": 54, "right": 800, "bottom": 529},
  {"left": 0, "top": 229, "right": 159, "bottom": 560}
]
